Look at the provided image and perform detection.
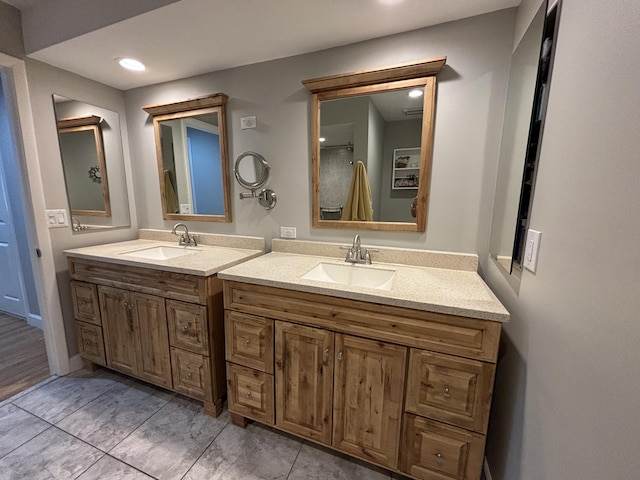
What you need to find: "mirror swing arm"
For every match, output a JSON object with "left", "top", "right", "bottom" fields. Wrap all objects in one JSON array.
[
  {"left": 143, "top": 93, "right": 232, "bottom": 222},
  {"left": 302, "top": 56, "right": 446, "bottom": 232}
]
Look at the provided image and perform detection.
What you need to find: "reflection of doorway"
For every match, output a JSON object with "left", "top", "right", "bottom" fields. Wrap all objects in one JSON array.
[{"left": 186, "top": 126, "right": 223, "bottom": 215}]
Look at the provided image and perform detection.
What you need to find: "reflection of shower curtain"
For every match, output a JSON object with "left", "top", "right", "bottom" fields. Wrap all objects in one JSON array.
[
  {"left": 164, "top": 170, "right": 180, "bottom": 213},
  {"left": 342, "top": 160, "right": 373, "bottom": 221}
]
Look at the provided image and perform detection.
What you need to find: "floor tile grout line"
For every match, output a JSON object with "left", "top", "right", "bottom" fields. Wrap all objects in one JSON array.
[
  {"left": 102, "top": 393, "right": 175, "bottom": 456},
  {"left": 178, "top": 417, "right": 230, "bottom": 480},
  {"left": 285, "top": 437, "right": 307, "bottom": 479},
  {"left": 0, "top": 423, "right": 54, "bottom": 461}
]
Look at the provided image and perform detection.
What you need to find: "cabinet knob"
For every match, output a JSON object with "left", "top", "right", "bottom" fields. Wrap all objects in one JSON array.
[
  {"left": 78, "top": 301, "right": 85, "bottom": 306},
  {"left": 244, "top": 339, "right": 250, "bottom": 346},
  {"left": 186, "top": 372, "right": 192, "bottom": 379},
  {"left": 182, "top": 325, "right": 189, "bottom": 332},
  {"left": 246, "top": 391, "right": 252, "bottom": 397},
  {"left": 435, "top": 453, "right": 444, "bottom": 464},
  {"left": 443, "top": 386, "right": 451, "bottom": 399},
  {"left": 324, "top": 348, "right": 329, "bottom": 357},
  {"left": 337, "top": 352, "right": 343, "bottom": 360}
]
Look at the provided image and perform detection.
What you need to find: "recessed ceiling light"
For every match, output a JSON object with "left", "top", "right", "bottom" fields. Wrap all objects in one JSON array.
[
  {"left": 319, "top": 137, "right": 326, "bottom": 142},
  {"left": 117, "top": 57, "right": 146, "bottom": 72},
  {"left": 408, "top": 89, "right": 423, "bottom": 98}
]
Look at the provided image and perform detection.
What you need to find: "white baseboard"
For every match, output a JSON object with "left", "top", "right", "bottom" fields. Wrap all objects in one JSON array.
[
  {"left": 68, "top": 354, "right": 85, "bottom": 372},
  {"left": 27, "top": 313, "right": 43, "bottom": 330},
  {"left": 483, "top": 457, "right": 493, "bottom": 480}
]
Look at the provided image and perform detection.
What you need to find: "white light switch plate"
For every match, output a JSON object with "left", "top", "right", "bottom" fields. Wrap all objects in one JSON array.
[
  {"left": 46, "top": 208, "right": 69, "bottom": 228},
  {"left": 523, "top": 229, "right": 542, "bottom": 273}
]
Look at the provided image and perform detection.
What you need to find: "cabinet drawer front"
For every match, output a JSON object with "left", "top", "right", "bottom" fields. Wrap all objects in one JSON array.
[
  {"left": 71, "top": 282, "right": 100, "bottom": 325},
  {"left": 406, "top": 349, "right": 495, "bottom": 433},
  {"left": 170, "top": 348, "right": 212, "bottom": 402},
  {"left": 225, "top": 312, "right": 274, "bottom": 373},
  {"left": 401, "top": 414, "right": 485, "bottom": 480},
  {"left": 68, "top": 257, "right": 208, "bottom": 304},
  {"left": 168, "top": 300, "right": 208, "bottom": 354},
  {"left": 224, "top": 281, "right": 500, "bottom": 362},
  {"left": 226, "top": 363, "right": 274, "bottom": 425},
  {"left": 76, "top": 321, "right": 106, "bottom": 365}
]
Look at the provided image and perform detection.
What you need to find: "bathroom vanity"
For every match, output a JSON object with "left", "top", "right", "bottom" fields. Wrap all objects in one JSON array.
[
  {"left": 65, "top": 230, "right": 263, "bottom": 416},
  {"left": 218, "top": 239, "right": 508, "bottom": 480}
]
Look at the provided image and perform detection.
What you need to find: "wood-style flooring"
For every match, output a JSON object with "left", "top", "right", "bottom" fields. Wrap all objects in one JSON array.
[{"left": 0, "top": 312, "right": 50, "bottom": 402}]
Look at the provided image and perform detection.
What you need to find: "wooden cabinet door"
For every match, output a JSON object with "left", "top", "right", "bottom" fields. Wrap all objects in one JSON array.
[
  {"left": 131, "top": 292, "right": 171, "bottom": 388},
  {"left": 333, "top": 334, "right": 407, "bottom": 470},
  {"left": 275, "top": 321, "right": 334, "bottom": 445},
  {"left": 99, "top": 286, "right": 137, "bottom": 376}
]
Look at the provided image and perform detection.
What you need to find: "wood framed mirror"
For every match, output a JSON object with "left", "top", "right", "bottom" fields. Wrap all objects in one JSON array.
[
  {"left": 303, "top": 57, "right": 446, "bottom": 232},
  {"left": 56, "top": 115, "right": 111, "bottom": 218},
  {"left": 143, "top": 93, "right": 232, "bottom": 222}
]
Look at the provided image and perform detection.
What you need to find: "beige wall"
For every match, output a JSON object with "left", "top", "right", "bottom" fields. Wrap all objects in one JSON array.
[
  {"left": 481, "top": 0, "right": 640, "bottom": 478},
  {"left": 124, "top": 9, "right": 515, "bottom": 253}
]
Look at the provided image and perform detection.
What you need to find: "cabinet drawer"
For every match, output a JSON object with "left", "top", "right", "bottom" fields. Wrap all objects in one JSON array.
[
  {"left": 71, "top": 282, "right": 100, "bottom": 325},
  {"left": 226, "top": 363, "right": 274, "bottom": 425},
  {"left": 406, "top": 349, "right": 495, "bottom": 433},
  {"left": 225, "top": 312, "right": 273, "bottom": 373},
  {"left": 170, "top": 348, "right": 212, "bottom": 402},
  {"left": 168, "top": 300, "right": 208, "bottom": 355},
  {"left": 401, "top": 414, "right": 485, "bottom": 480},
  {"left": 76, "top": 321, "right": 106, "bottom": 365}
]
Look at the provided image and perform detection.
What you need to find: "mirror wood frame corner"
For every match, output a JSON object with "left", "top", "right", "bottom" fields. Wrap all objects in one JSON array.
[
  {"left": 303, "top": 56, "right": 446, "bottom": 232},
  {"left": 143, "top": 93, "right": 232, "bottom": 222}
]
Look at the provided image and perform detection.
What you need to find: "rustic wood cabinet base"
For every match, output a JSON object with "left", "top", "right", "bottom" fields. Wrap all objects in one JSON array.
[
  {"left": 223, "top": 281, "right": 501, "bottom": 480},
  {"left": 68, "top": 257, "right": 227, "bottom": 416}
]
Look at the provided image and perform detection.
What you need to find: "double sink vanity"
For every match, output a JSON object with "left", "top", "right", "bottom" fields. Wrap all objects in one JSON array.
[{"left": 64, "top": 230, "right": 508, "bottom": 480}]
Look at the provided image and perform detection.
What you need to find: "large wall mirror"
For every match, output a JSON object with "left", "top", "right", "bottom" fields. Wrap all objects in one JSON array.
[
  {"left": 303, "top": 57, "right": 446, "bottom": 232},
  {"left": 489, "top": 0, "right": 561, "bottom": 275},
  {"left": 53, "top": 95, "right": 131, "bottom": 231},
  {"left": 143, "top": 93, "right": 231, "bottom": 222}
]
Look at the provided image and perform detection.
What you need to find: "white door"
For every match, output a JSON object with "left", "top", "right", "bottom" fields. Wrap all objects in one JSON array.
[{"left": 0, "top": 155, "right": 27, "bottom": 318}]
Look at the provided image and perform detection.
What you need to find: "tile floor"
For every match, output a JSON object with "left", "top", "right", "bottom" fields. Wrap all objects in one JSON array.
[{"left": 0, "top": 368, "right": 409, "bottom": 480}]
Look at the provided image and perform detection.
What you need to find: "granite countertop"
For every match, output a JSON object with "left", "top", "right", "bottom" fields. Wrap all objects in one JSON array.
[
  {"left": 64, "top": 238, "right": 264, "bottom": 277},
  {"left": 217, "top": 251, "right": 510, "bottom": 322}
]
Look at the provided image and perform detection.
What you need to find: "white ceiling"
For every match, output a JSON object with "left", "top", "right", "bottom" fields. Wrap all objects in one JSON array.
[{"left": 5, "top": 0, "right": 519, "bottom": 90}]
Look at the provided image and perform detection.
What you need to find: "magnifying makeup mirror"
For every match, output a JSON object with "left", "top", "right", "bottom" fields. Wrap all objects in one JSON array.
[{"left": 234, "top": 151, "right": 277, "bottom": 210}]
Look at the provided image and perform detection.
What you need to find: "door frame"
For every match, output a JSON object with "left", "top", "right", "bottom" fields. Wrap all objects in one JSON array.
[{"left": 1, "top": 53, "right": 70, "bottom": 376}]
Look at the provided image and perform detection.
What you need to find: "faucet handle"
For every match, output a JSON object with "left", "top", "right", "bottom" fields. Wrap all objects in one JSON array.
[{"left": 363, "top": 248, "right": 379, "bottom": 264}]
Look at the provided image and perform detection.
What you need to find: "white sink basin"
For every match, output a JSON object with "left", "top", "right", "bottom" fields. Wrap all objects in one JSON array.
[
  {"left": 119, "top": 245, "right": 201, "bottom": 260},
  {"left": 301, "top": 262, "right": 396, "bottom": 290}
]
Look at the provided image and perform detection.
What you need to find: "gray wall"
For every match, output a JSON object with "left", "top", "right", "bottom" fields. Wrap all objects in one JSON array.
[
  {"left": 0, "top": 2, "right": 23, "bottom": 59},
  {"left": 24, "top": 59, "right": 138, "bottom": 355},
  {"left": 125, "top": 9, "right": 515, "bottom": 253},
  {"left": 481, "top": 0, "right": 640, "bottom": 479}
]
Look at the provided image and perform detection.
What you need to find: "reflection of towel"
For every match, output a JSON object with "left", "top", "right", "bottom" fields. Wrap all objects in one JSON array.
[
  {"left": 164, "top": 170, "right": 180, "bottom": 213},
  {"left": 342, "top": 160, "right": 373, "bottom": 221}
]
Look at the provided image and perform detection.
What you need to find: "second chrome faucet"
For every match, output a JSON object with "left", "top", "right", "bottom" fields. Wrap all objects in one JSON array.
[
  {"left": 171, "top": 223, "right": 198, "bottom": 247},
  {"left": 342, "top": 234, "right": 377, "bottom": 264}
]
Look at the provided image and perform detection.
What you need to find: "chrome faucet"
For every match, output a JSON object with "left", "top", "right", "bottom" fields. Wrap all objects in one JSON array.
[
  {"left": 71, "top": 217, "right": 84, "bottom": 232},
  {"left": 171, "top": 223, "right": 197, "bottom": 246},
  {"left": 342, "top": 234, "right": 377, "bottom": 264}
]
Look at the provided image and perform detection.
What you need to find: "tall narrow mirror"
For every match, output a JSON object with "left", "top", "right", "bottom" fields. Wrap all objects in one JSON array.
[
  {"left": 53, "top": 95, "right": 131, "bottom": 231},
  {"left": 143, "top": 93, "right": 231, "bottom": 222},
  {"left": 303, "top": 57, "right": 446, "bottom": 232},
  {"left": 489, "top": 0, "right": 561, "bottom": 274}
]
